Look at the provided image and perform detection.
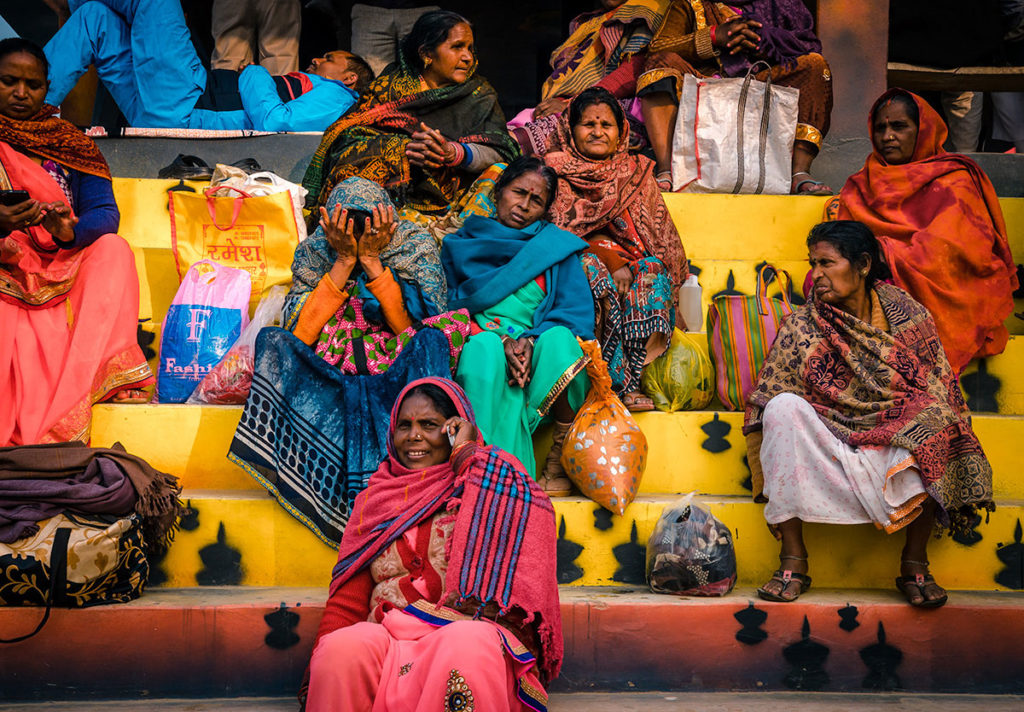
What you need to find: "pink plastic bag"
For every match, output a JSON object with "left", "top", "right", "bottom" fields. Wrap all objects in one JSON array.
[{"left": 157, "top": 260, "right": 252, "bottom": 403}]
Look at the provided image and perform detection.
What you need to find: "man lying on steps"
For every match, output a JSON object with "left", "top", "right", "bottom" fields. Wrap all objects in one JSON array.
[{"left": 43, "top": 0, "right": 370, "bottom": 132}]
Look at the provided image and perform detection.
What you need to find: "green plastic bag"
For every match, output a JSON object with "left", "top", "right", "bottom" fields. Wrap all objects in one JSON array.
[{"left": 641, "top": 329, "right": 714, "bottom": 412}]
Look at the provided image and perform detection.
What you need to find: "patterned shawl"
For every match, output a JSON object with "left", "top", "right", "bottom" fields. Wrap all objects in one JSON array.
[
  {"left": 542, "top": 0, "right": 670, "bottom": 100},
  {"left": 838, "top": 89, "right": 1017, "bottom": 374},
  {"left": 302, "top": 56, "right": 518, "bottom": 215},
  {"left": 544, "top": 109, "right": 687, "bottom": 303},
  {"left": 327, "top": 377, "right": 563, "bottom": 682},
  {"left": 0, "top": 104, "right": 110, "bottom": 179},
  {"left": 283, "top": 177, "right": 448, "bottom": 325},
  {"left": 442, "top": 214, "right": 596, "bottom": 340},
  {"left": 744, "top": 284, "right": 993, "bottom": 533}
]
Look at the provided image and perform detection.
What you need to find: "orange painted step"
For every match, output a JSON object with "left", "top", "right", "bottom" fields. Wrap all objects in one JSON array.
[{"left": 2, "top": 587, "right": 1023, "bottom": 699}]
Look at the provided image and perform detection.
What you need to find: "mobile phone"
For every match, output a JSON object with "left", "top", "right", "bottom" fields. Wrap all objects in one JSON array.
[{"left": 0, "top": 190, "right": 30, "bottom": 206}]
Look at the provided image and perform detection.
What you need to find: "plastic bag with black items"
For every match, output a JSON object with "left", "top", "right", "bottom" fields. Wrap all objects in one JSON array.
[
  {"left": 646, "top": 492, "right": 737, "bottom": 596},
  {"left": 187, "top": 285, "right": 287, "bottom": 405}
]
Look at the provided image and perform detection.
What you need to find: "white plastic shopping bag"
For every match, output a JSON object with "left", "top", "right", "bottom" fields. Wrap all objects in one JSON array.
[{"left": 671, "top": 62, "right": 799, "bottom": 194}]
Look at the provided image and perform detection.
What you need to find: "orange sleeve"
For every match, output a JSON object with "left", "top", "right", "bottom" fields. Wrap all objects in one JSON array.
[
  {"left": 293, "top": 274, "right": 348, "bottom": 345},
  {"left": 585, "top": 244, "right": 631, "bottom": 274},
  {"left": 365, "top": 267, "right": 413, "bottom": 333}
]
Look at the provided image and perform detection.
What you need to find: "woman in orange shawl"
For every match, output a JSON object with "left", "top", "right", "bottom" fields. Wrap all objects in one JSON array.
[
  {"left": 0, "top": 38, "right": 152, "bottom": 445},
  {"left": 837, "top": 89, "right": 1017, "bottom": 374}
]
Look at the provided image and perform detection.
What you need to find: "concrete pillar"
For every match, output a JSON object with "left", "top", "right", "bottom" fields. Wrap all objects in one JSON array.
[{"left": 815, "top": 0, "right": 890, "bottom": 139}]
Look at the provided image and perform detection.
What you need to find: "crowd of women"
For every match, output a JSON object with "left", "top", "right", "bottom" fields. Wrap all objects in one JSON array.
[{"left": 0, "top": 1, "right": 1018, "bottom": 708}]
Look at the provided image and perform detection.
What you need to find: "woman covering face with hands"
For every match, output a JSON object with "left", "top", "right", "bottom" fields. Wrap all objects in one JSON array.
[{"left": 229, "top": 177, "right": 472, "bottom": 547}]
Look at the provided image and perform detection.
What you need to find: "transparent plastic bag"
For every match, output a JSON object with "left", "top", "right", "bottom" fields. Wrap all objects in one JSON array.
[
  {"left": 645, "top": 492, "right": 737, "bottom": 596},
  {"left": 187, "top": 285, "right": 287, "bottom": 404},
  {"left": 641, "top": 329, "right": 714, "bottom": 412}
]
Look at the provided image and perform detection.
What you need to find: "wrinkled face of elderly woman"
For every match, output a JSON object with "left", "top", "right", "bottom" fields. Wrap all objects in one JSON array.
[
  {"left": 393, "top": 393, "right": 453, "bottom": 470},
  {"left": 808, "top": 240, "right": 869, "bottom": 308},
  {"left": 872, "top": 101, "right": 919, "bottom": 165},
  {"left": 572, "top": 102, "right": 621, "bottom": 161},
  {"left": 495, "top": 171, "right": 550, "bottom": 230},
  {"left": 0, "top": 51, "right": 47, "bottom": 120}
]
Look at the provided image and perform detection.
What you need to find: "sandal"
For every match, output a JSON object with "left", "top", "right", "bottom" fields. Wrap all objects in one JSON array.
[
  {"left": 791, "top": 171, "right": 833, "bottom": 196},
  {"left": 158, "top": 154, "right": 213, "bottom": 181},
  {"left": 539, "top": 420, "right": 573, "bottom": 497},
  {"left": 108, "top": 388, "right": 149, "bottom": 404},
  {"left": 656, "top": 170, "right": 673, "bottom": 192},
  {"left": 621, "top": 391, "right": 655, "bottom": 412},
  {"left": 757, "top": 555, "right": 811, "bottom": 602},
  {"left": 896, "top": 559, "right": 948, "bottom": 608}
]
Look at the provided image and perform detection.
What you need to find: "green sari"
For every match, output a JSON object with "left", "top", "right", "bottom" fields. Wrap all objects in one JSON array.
[{"left": 456, "top": 281, "right": 589, "bottom": 478}]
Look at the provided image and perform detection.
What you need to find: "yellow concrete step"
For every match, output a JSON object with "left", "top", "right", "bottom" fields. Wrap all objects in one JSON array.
[
  {"left": 153, "top": 491, "right": 1024, "bottom": 592},
  {"left": 112, "top": 179, "right": 1024, "bottom": 328},
  {"left": 661, "top": 193, "right": 1024, "bottom": 261},
  {"left": 91, "top": 405, "right": 1024, "bottom": 499}
]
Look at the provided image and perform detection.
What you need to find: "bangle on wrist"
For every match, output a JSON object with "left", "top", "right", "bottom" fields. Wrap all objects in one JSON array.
[{"left": 445, "top": 141, "right": 466, "bottom": 166}]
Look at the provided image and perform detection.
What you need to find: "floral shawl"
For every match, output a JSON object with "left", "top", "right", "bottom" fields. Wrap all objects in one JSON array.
[
  {"left": 544, "top": 109, "right": 687, "bottom": 303},
  {"left": 284, "top": 177, "right": 448, "bottom": 326},
  {"left": 743, "top": 284, "right": 993, "bottom": 533},
  {"left": 838, "top": 89, "right": 1017, "bottom": 374},
  {"left": 303, "top": 57, "right": 518, "bottom": 216}
]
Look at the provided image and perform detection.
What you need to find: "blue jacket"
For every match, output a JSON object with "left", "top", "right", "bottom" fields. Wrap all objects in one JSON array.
[{"left": 188, "top": 67, "right": 359, "bottom": 132}]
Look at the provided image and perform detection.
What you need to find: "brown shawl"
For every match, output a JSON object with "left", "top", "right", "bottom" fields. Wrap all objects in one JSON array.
[
  {"left": 0, "top": 104, "right": 111, "bottom": 179},
  {"left": 543, "top": 110, "right": 687, "bottom": 303},
  {"left": 0, "top": 442, "right": 182, "bottom": 556},
  {"left": 743, "top": 284, "right": 993, "bottom": 533}
]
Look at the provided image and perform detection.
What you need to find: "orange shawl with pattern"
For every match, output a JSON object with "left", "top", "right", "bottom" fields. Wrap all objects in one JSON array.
[{"left": 838, "top": 89, "right": 1017, "bottom": 374}]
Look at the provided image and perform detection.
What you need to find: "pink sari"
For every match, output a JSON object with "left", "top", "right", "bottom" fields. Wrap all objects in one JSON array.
[{"left": 0, "top": 141, "right": 152, "bottom": 445}]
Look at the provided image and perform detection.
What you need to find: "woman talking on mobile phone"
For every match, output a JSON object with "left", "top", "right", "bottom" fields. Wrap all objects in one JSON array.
[{"left": 0, "top": 37, "right": 152, "bottom": 446}]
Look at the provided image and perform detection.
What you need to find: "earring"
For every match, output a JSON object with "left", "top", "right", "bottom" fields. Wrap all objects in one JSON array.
[{"left": 423, "top": 57, "right": 432, "bottom": 68}]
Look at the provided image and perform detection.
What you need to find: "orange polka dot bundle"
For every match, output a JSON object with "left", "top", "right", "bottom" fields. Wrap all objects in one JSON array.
[{"left": 561, "top": 340, "right": 647, "bottom": 515}]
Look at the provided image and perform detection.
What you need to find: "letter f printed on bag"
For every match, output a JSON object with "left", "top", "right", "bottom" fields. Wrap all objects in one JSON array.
[{"left": 186, "top": 308, "right": 213, "bottom": 343}]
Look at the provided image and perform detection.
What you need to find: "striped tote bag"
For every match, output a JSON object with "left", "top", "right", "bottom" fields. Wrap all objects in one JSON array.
[{"left": 706, "top": 265, "right": 794, "bottom": 410}]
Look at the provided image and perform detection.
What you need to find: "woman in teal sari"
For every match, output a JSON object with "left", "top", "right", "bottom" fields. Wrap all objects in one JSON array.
[{"left": 442, "top": 157, "right": 594, "bottom": 495}]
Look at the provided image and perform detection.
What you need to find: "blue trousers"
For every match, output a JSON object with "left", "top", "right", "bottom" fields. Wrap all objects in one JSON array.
[{"left": 44, "top": 0, "right": 248, "bottom": 129}]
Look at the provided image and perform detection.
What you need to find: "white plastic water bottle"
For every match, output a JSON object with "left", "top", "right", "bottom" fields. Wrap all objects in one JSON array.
[{"left": 678, "top": 274, "right": 702, "bottom": 332}]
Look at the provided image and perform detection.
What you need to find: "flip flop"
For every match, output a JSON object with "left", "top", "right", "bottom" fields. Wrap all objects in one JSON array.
[{"left": 791, "top": 171, "right": 833, "bottom": 196}]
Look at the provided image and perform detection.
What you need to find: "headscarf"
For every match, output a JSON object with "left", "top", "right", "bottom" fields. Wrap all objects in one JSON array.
[
  {"left": 744, "top": 284, "right": 993, "bottom": 535},
  {"left": 326, "top": 377, "right": 564, "bottom": 682},
  {"left": 303, "top": 53, "right": 518, "bottom": 214},
  {"left": 837, "top": 89, "right": 1017, "bottom": 373},
  {"left": 544, "top": 103, "right": 687, "bottom": 302},
  {"left": 442, "top": 214, "right": 596, "bottom": 340},
  {"left": 0, "top": 104, "right": 110, "bottom": 179},
  {"left": 284, "top": 177, "right": 448, "bottom": 324}
]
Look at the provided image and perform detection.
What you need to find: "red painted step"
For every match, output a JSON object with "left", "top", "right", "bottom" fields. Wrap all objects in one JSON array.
[{"left": 1, "top": 587, "right": 1023, "bottom": 700}]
